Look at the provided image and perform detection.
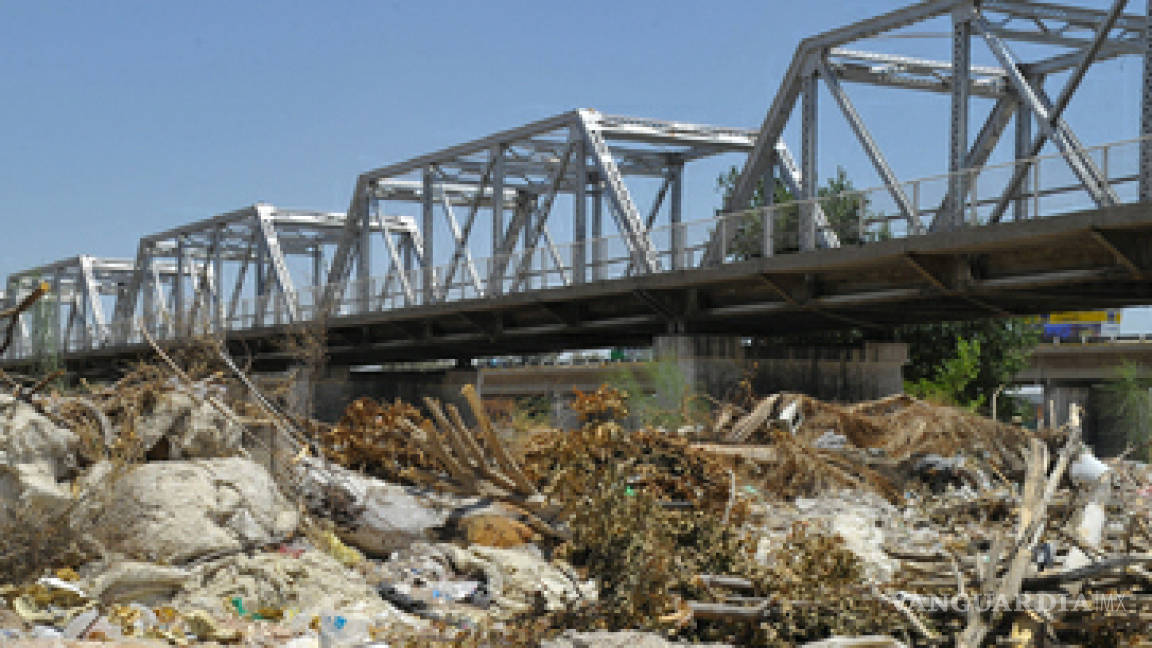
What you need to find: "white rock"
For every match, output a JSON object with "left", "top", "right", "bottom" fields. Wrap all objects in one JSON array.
[
  {"left": 75, "top": 458, "right": 298, "bottom": 563},
  {"left": 1077, "top": 502, "right": 1106, "bottom": 549},
  {"left": 135, "top": 391, "right": 243, "bottom": 459},
  {"left": 0, "top": 394, "right": 78, "bottom": 525},
  {"left": 1070, "top": 450, "right": 1110, "bottom": 483}
]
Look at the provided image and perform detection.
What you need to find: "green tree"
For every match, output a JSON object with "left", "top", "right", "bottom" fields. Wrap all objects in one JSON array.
[
  {"left": 903, "top": 338, "right": 983, "bottom": 409},
  {"left": 1098, "top": 362, "right": 1152, "bottom": 458},
  {"left": 897, "top": 318, "right": 1041, "bottom": 417},
  {"left": 605, "top": 358, "right": 707, "bottom": 430},
  {"left": 715, "top": 165, "right": 875, "bottom": 258}
]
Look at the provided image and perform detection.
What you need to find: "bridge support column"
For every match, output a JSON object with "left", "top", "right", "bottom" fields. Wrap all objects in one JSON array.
[{"left": 653, "top": 335, "right": 746, "bottom": 398}]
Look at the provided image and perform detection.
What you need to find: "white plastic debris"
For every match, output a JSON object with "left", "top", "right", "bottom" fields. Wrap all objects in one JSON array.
[
  {"left": 1070, "top": 450, "right": 1110, "bottom": 483},
  {"left": 1077, "top": 502, "right": 1106, "bottom": 549}
]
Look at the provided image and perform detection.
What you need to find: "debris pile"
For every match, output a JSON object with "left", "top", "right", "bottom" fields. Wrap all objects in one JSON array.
[{"left": 0, "top": 298, "right": 1149, "bottom": 646}]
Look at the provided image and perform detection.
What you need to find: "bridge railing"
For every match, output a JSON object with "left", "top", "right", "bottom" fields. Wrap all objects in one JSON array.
[{"left": 5, "top": 136, "right": 1149, "bottom": 361}]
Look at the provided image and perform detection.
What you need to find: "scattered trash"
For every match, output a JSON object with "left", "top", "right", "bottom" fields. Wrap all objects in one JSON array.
[{"left": 0, "top": 314, "right": 1149, "bottom": 646}]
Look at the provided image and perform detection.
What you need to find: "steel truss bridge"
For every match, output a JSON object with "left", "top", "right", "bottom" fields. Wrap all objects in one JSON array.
[{"left": 7, "top": 0, "right": 1152, "bottom": 370}]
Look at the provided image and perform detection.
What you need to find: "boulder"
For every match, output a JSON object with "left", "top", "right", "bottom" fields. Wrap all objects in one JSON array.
[
  {"left": 0, "top": 395, "right": 77, "bottom": 523},
  {"left": 135, "top": 391, "right": 243, "bottom": 459},
  {"left": 75, "top": 458, "right": 298, "bottom": 563}
]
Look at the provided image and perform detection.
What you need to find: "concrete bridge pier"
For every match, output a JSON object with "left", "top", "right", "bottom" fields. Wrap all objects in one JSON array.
[
  {"left": 653, "top": 335, "right": 908, "bottom": 402},
  {"left": 652, "top": 335, "right": 747, "bottom": 398}
]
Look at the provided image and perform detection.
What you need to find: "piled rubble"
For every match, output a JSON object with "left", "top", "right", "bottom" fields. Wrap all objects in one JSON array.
[{"left": 0, "top": 296, "right": 1148, "bottom": 646}]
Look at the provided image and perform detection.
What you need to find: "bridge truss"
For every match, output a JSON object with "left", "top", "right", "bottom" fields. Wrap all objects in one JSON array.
[{"left": 5, "top": 0, "right": 1152, "bottom": 365}]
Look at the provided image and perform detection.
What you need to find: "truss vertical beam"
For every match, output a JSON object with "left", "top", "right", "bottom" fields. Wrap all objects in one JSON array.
[
  {"left": 670, "top": 160, "right": 684, "bottom": 269},
  {"left": 948, "top": 6, "right": 972, "bottom": 231},
  {"left": 312, "top": 246, "right": 323, "bottom": 288},
  {"left": 762, "top": 151, "right": 778, "bottom": 258},
  {"left": 490, "top": 145, "right": 505, "bottom": 294},
  {"left": 1142, "top": 0, "right": 1152, "bottom": 201},
  {"left": 800, "top": 71, "right": 819, "bottom": 252},
  {"left": 573, "top": 128, "right": 587, "bottom": 285},
  {"left": 50, "top": 269, "right": 61, "bottom": 357},
  {"left": 818, "top": 56, "right": 916, "bottom": 228},
  {"left": 174, "top": 235, "right": 186, "bottom": 336},
  {"left": 143, "top": 258, "right": 158, "bottom": 336},
  {"left": 577, "top": 110, "right": 658, "bottom": 273},
  {"left": 1014, "top": 83, "right": 1033, "bottom": 220},
  {"left": 75, "top": 288, "right": 88, "bottom": 350},
  {"left": 592, "top": 186, "right": 603, "bottom": 281},
  {"left": 422, "top": 167, "right": 435, "bottom": 303},
  {"left": 357, "top": 196, "right": 372, "bottom": 312},
  {"left": 212, "top": 226, "right": 223, "bottom": 333}
]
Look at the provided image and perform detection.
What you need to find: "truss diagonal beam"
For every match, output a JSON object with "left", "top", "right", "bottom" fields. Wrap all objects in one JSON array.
[
  {"left": 577, "top": 110, "right": 658, "bottom": 274},
  {"left": 508, "top": 140, "right": 575, "bottom": 289},
  {"left": 112, "top": 243, "right": 150, "bottom": 343},
  {"left": 930, "top": 92, "right": 1019, "bottom": 232},
  {"left": 976, "top": 1, "right": 1126, "bottom": 222},
  {"left": 433, "top": 175, "right": 482, "bottom": 298},
  {"left": 382, "top": 229, "right": 414, "bottom": 304},
  {"left": 440, "top": 159, "right": 494, "bottom": 300},
  {"left": 226, "top": 241, "right": 251, "bottom": 325},
  {"left": 817, "top": 56, "right": 915, "bottom": 229},
  {"left": 645, "top": 172, "right": 673, "bottom": 231},
  {"left": 256, "top": 208, "right": 299, "bottom": 323},
  {"left": 974, "top": 11, "right": 1119, "bottom": 219},
  {"left": 79, "top": 256, "right": 109, "bottom": 344}
]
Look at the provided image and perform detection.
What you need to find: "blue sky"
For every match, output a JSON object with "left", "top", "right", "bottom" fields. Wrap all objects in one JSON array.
[{"left": 2, "top": 0, "right": 1150, "bottom": 330}]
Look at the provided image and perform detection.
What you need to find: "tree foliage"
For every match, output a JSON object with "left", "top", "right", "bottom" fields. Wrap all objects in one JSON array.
[
  {"left": 897, "top": 318, "right": 1041, "bottom": 417},
  {"left": 903, "top": 338, "right": 984, "bottom": 409},
  {"left": 715, "top": 165, "right": 879, "bottom": 258},
  {"left": 1098, "top": 362, "right": 1152, "bottom": 458}
]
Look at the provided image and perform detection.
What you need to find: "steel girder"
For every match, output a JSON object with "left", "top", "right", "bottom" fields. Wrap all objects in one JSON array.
[
  {"left": 107, "top": 204, "right": 409, "bottom": 344},
  {"left": 6, "top": 256, "right": 143, "bottom": 357},
  {"left": 320, "top": 109, "right": 757, "bottom": 314},
  {"left": 728, "top": 0, "right": 1149, "bottom": 240}
]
